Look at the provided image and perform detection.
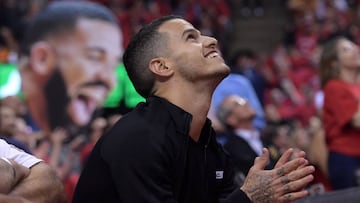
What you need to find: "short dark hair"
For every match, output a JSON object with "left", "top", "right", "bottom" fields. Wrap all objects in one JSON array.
[
  {"left": 123, "top": 15, "right": 182, "bottom": 98},
  {"left": 20, "top": 1, "right": 118, "bottom": 56}
]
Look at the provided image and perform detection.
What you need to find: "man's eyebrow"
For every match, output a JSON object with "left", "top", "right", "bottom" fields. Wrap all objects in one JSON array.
[{"left": 181, "top": 28, "right": 200, "bottom": 38}]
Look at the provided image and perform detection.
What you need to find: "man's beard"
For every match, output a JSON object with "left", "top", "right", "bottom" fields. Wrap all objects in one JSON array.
[{"left": 44, "top": 68, "right": 92, "bottom": 142}]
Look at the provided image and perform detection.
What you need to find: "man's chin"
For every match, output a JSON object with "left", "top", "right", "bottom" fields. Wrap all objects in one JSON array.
[
  {"left": 217, "top": 64, "right": 231, "bottom": 78},
  {"left": 213, "top": 68, "right": 230, "bottom": 85}
]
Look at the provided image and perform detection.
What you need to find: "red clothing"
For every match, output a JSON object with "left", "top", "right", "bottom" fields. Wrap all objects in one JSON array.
[
  {"left": 323, "top": 79, "right": 360, "bottom": 156},
  {"left": 64, "top": 173, "right": 80, "bottom": 203},
  {"left": 311, "top": 165, "right": 332, "bottom": 192},
  {"left": 295, "top": 32, "right": 318, "bottom": 59},
  {"left": 80, "top": 142, "right": 96, "bottom": 165}
]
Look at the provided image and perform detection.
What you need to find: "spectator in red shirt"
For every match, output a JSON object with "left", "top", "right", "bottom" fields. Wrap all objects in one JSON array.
[{"left": 319, "top": 36, "right": 360, "bottom": 189}]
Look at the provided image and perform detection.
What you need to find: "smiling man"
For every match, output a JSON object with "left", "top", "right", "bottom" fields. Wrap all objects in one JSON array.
[
  {"left": 19, "top": 1, "right": 123, "bottom": 139},
  {"left": 74, "top": 15, "right": 314, "bottom": 203}
]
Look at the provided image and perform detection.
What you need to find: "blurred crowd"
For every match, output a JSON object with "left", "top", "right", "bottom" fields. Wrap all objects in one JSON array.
[
  {"left": 0, "top": 0, "right": 232, "bottom": 64},
  {"left": 2, "top": 0, "right": 360, "bottom": 202}
]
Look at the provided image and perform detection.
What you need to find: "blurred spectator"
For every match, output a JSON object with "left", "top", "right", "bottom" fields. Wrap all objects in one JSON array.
[
  {"left": 319, "top": 36, "right": 360, "bottom": 190},
  {"left": 106, "top": 113, "right": 123, "bottom": 128},
  {"left": 0, "top": 27, "right": 18, "bottom": 63},
  {"left": 307, "top": 116, "right": 333, "bottom": 192},
  {"left": 80, "top": 117, "right": 108, "bottom": 166},
  {"left": 216, "top": 95, "right": 273, "bottom": 186},
  {"left": 289, "top": 118, "right": 332, "bottom": 192},
  {"left": 48, "top": 129, "right": 84, "bottom": 203},
  {"left": 264, "top": 44, "right": 317, "bottom": 126},
  {"left": 0, "top": 104, "right": 16, "bottom": 138},
  {"left": 261, "top": 122, "right": 294, "bottom": 165},
  {"left": 210, "top": 73, "right": 266, "bottom": 133},
  {"left": 0, "top": 102, "right": 33, "bottom": 153},
  {"left": 230, "top": 49, "right": 267, "bottom": 104},
  {"left": 0, "top": 138, "right": 66, "bottom": 203}
]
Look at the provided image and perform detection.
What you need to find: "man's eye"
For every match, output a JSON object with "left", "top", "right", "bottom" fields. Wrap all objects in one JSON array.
[{"left": 187, "top": 34, "right": 196, "bottom": 41}]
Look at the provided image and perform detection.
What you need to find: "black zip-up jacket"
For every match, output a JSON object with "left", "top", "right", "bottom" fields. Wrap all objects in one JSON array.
[{"left": 73, "top": 96, "right": 252, "bottom": 203}]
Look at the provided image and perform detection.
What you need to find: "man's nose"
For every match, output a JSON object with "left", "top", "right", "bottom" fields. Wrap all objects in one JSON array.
[{"left": 202, "top": 36, "right": 218, "bottom": 48}]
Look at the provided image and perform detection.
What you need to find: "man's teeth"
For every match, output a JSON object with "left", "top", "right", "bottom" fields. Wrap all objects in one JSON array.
[{"left": 207, "top": 52, "right": 219, "bottom": 58}]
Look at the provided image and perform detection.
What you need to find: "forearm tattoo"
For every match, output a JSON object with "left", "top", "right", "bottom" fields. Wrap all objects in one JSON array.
[{"left": 243, "top": 173, "right": 274, "bottom": 203}]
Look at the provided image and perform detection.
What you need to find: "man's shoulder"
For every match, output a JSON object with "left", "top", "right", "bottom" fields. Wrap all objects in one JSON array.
[
  {"left": 110, "top": 102, "right": 170, "bottom": 134},
  {"left": 101, "top": 106, "right": 172, "bottom": 147}
]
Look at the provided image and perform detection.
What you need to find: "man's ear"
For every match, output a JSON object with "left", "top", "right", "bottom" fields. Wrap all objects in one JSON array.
[
  {"left": 29, "top": 42, "right": 55, "bottom": 75},
  {"left": 149, "top": 57, "right": 173, "bottom": 77}
]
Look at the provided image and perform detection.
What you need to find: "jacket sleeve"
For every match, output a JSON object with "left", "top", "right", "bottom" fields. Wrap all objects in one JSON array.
[
  {"left": 101, "top": 122, "right": 177, "bottom": 203},
  {"left": 218, "top": 146, "right": 252, "bottom": 203},
  {"left": 221, "top": 189, "right": 252, "bottom": 203}
]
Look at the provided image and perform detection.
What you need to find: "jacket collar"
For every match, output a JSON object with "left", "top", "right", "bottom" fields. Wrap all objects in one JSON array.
[
  {"left": 147, "top": 96, "right": 214, "bottom": 146},
  {"left": 148, "top": 96, "right": 192, "bottom": 136}
]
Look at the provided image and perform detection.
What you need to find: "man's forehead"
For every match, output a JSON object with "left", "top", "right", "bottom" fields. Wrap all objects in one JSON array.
[{"left": 158, "top": 18, "right": 195, "bottom": 34}]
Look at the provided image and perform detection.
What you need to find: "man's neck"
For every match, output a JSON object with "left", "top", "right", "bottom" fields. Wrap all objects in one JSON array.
[{"left": 154, "top": 73, "right": 223, "bottom": 141}]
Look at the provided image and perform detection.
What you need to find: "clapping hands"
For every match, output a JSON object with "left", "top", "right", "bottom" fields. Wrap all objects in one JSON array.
[{"left": 241, "top": 148, "right": 315, "bottom": 203}]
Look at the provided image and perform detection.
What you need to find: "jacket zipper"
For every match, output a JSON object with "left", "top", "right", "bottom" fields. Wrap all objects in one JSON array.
[{"left": 203, "top": 131, "right": 212, "bottom": 197}]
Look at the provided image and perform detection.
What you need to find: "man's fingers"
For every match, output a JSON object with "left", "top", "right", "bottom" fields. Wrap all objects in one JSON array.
[
  {"left": 279, "top": 174, "right": 313, "bottom": 196},
  {"left": 251, "top": 148, "right": 270, "bottom": 171},
  {"left": 274, "top": 158, "right": 307, "bottom": 177},
  {"left": 275, "top": 175, "right": 313, "bottom": 202},
  {"left": 293, "top": 150, "right": 307, "bottom": 169},
  {"left": 288, "top": 166, "right": 315, "bottom": 182},
  {"left": 275, "top": 165, "right": 315, "bottom": 186},
  {"left": 279, "top": 190, "right": 309, "bottom": 203},
  {"left": 293, "top": 150, "right": 306, "bottom": 159},
  {"left": 274, "top": 148, "right": 294, "bottom": 169}
]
